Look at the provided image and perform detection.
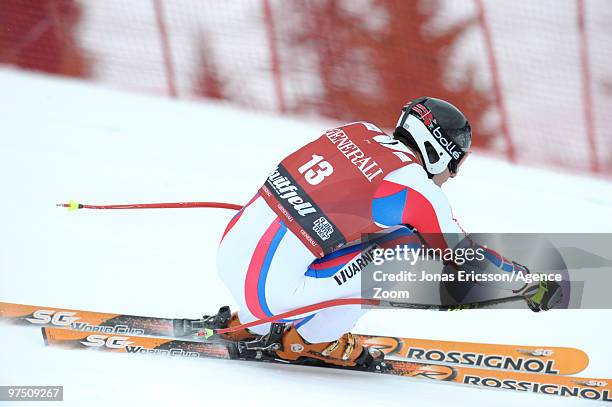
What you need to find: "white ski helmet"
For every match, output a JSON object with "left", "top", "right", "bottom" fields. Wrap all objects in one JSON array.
[{"left": 394, "top": 97, "right": 471, "bottom": 177}]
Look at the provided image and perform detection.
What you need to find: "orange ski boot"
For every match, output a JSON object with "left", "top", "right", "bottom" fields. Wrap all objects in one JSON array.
[{"left": 274, "top": 325, "right": 384, "bottom": 369}]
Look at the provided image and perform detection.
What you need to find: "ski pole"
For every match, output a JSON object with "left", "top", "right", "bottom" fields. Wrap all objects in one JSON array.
[
  {"left": 56, "top": 200, "right": 529, "bottom": 336},
  {"left": 201, "top": 295, "right": 526, "bottom": 338},
  {"left": 56, "top": 200, "right": 243, "bottom": 211}
]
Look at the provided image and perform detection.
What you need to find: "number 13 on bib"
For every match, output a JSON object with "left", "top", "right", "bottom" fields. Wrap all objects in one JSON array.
[{"left": 259, "top": 122, "right": 412, "bottom": 258}]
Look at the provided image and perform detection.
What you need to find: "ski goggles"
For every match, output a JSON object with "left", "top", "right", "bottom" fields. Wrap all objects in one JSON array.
[{"left": 449, "top": 150, "right": 471, "bottom": 177}]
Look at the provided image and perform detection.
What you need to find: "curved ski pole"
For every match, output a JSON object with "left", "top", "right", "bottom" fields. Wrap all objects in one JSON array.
[
  {"left": 56, "top": 200, "right": 243, "bottom": 211},
  {"left": 53, "top": 200, "right": 532, "bottom": 336},
  {"left": 203, "top": 295, "right": 526, "bottom": 338}
]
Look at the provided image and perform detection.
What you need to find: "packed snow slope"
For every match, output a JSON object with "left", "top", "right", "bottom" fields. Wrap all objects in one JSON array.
[{"left": 1, "top": 68, "right": 611, "bottom": 407}]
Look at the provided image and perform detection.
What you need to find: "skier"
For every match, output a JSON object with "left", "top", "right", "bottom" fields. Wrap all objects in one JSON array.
[{"left": 209, "top": 97, "right": 562, "bottom": 368}]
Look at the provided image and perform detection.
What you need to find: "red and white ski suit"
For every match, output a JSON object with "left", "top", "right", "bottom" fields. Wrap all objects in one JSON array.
[{"left": 217, "top": 122, "right": 523, "bottom": 342}]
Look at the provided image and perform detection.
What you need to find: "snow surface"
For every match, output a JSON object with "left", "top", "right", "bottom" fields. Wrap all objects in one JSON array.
[{"left": 1, "top": 68, "right": 612, "bottom": 406}]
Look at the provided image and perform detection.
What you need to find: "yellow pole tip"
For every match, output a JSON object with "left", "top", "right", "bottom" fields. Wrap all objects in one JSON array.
[{"left": 68, "top": 200, "right": 80, "bottom": 212}]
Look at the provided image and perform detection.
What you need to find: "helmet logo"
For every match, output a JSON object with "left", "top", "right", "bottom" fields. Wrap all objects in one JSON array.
[
  {"left": 432, "top": 128, "right": 461, "bottom": 160},
  {"left": 412, "top": 104, "right": 434, "bottom": 126},
  {"left": 411, "top": 104, "right": 461, "bottom": 161}
]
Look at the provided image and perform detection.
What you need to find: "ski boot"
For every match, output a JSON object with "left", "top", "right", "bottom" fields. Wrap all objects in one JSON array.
[
  {"left": 174, "top": 306, "right": 257, "bottom": 341},
  {"left": 276, "top": 325, "right": 385, "bottom": 369},
  {"left": 238, "top": 323, "right": 386, "bottom": 371},
  {"left": 516, "top": 274, "right": 563, "bottom": 312}
]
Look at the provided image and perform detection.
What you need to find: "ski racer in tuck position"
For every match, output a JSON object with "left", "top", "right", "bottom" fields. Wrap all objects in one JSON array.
[{"left": 206, "top": 97, "right": 563, "bottom": 369}]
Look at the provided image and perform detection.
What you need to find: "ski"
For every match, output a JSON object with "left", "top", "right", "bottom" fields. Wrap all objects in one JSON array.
[
  {"left": 41, "top": 327, "right": 611, "bottom": 402},
  {"left": 0, "top": 301, "right": 588, "bottom": 374}
]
